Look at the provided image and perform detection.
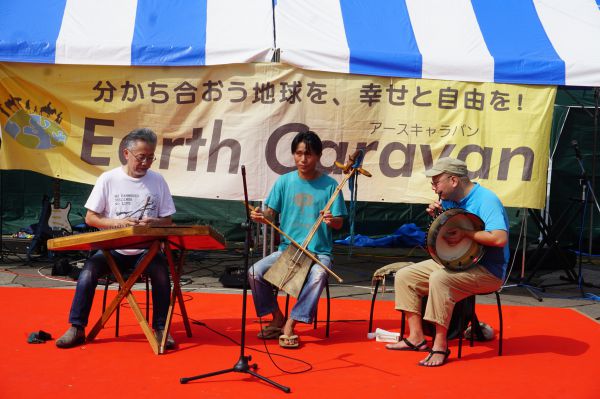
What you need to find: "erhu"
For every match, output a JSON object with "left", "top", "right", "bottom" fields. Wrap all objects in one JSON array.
[{"left": 263, "top": 150, "right": 371, "bottom": 297}]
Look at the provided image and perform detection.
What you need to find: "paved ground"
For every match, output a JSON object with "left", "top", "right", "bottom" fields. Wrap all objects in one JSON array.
[{"left": 2, "top": 242, "right": 600, "bottom": 323}]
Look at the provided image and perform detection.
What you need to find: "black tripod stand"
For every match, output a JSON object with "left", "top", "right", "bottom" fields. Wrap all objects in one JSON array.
[
  {"left": 524, "top": 140, "right": 600, "bottom": 293},
  {"left": 568, "top": 140, "right": 600, "bottom": 294},
  {"left": 180, "top": 165, "right": 291, "bottom": 393}
]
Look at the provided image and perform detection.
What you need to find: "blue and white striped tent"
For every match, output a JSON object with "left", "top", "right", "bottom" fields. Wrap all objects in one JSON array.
[
  {"left": 276, "top": 0, "right": 600, "bottom": 86},
  {"left": 0, "top": 0, "right": 275, "bottom": 66},
  {"left": 1, "top": 0, "right": 600, "bottom": 86}
]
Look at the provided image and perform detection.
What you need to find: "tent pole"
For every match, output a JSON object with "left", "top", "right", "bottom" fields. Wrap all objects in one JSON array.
[{"left": 543, "top": 106, "right": 570, "bottom": 234}]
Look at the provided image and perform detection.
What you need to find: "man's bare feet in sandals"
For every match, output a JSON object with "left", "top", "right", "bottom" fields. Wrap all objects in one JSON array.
[
  {"left": 281, "top": 318, "right": 296, "bottom": 338},
  {"left": 258, "top": 309, "right": 285, "bottom": 339},
  {"left": 279, "top": 318, "right": 299, "bottom": 349},
  {"left": 386, "top": 336, "right": 429, "bottom": 351},
  {"left": 257, "top": 325, "right": 283, "bottom": 339},
  {"left": 419, "top": 348, "right": 451, "bottom": 367}
]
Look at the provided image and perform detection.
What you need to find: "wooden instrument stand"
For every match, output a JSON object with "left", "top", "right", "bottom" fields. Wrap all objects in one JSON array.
[{"left": 48, "top": 225, "right": 225, "bottom": 354}]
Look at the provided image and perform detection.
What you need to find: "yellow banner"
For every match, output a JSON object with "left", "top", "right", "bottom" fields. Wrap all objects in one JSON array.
[{"left": 0, "top": 62, "right": 555, "bottom": 208}]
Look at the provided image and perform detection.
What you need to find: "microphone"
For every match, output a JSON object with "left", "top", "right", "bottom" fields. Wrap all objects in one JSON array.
[{"left": 571, "top": 139, "right": 582, "bottom": 160}]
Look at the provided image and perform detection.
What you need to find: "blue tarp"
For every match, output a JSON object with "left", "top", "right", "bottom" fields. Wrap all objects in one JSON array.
[{"left": 335, "top": 223, "right": 425, "bottom": 248}]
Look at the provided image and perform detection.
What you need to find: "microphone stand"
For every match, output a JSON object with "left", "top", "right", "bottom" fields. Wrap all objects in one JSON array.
[
  {"left": 180, "top": 165, "right": 291, "bottom": 393},
  {"left": 569, "top": 140, "right": 600, "bottom": 295}
]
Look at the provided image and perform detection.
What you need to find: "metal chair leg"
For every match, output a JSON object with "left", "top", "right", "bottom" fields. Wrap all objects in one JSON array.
[
  {"left": 102, "top": 279, "right": 109, "bottom": 313},
  {"left": 101, "top": 277, "right": 120, "bottom": 337},
  {"left": 400, "top": 311, "right": 406, "bottom": 338},
  {"left": 284, "top": 294, "right": 290, "bottom": 319},
  {"left": 368, "top": 280, "right": 381, "bottom": 333},
  {"left": 470, "top": 297, "right": 476, "bottom": 348},
  {"left": 496, "top": 291, "right": 503, "bottom": 356},
  {"left": 325, "top": 280, "right": 330, "bottom": 338},
  {"left": 115, "top": 286, "right": 120, "bottom": 337},
  {"left": 313, "top": 302, "right": 318, "bottom": 330},
  {"left": 457, "top": 300, "right": 465, "bottom": 359},
  {"left": 145, "top": 276, "right": 150, "bottom": 322}
]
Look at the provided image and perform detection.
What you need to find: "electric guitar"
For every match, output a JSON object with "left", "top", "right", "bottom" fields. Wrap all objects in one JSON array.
[{"left": 48, "top": 178, "right": 72, "bottom": 235}]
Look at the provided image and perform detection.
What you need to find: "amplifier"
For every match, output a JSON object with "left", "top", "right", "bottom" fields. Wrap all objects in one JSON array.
[{"left": 1, "top": 236, "right": 33, "bottom": 254}]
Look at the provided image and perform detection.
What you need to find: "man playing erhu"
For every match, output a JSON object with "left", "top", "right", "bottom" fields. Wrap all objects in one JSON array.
[{"left": 248, "top": 131, "right": 347, "bottom": 348}]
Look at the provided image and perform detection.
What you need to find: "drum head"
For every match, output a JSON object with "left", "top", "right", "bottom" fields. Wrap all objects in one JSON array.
[{"left": 427, "top": 209, "right": 485, "bottom": 270}]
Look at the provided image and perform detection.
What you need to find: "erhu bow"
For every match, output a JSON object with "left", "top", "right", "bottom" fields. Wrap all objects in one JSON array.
[
  {"left": 243, "top": 202, "right": 343, "bottom": 283},
  {"left": 263, "top": 150, "right": 371, "bottom": 298}
]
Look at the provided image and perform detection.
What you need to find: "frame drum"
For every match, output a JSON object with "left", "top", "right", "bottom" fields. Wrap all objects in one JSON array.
[{"left": 427, "top": 208, "right": 485, "bottom": 271}]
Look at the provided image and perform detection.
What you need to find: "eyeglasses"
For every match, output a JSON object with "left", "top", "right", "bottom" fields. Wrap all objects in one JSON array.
[
  {"left": 129, "top": 151, "right": 156, "bottom": 163},
  {"left": 430, "top": 175, "right": 453, "bottom": 187}
]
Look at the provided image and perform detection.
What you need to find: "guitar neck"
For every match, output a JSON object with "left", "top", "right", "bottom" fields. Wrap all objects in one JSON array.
[{"left": 53, "top": 178, "right": 61, "bottom": 209}]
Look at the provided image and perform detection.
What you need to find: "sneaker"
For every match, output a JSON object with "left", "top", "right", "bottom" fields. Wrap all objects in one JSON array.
[
  {"left": 154, "top": 329, "right": 176, "bottom": 350},
  {"left": 56, "top": 326, "right": 85, "bottom": 349}
]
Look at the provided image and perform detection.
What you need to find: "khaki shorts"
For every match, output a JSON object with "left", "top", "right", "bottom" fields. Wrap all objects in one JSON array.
[{"left": 392, "top": 259, "right": 502, "bottom": 329}]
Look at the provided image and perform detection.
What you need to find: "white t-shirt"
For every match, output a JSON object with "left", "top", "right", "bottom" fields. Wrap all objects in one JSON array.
[{"left": 85, "top": 167, "right": 176, "bottom": 254}]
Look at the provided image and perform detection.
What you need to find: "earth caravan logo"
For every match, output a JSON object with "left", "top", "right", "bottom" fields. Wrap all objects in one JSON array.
[{"left": 0, "top": 82, "right": 68, "bottom": 150}]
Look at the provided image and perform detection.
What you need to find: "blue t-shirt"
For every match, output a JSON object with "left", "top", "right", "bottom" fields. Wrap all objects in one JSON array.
[
  {"left": 266, "top": 171, "right": 348, "bottom": 256},
  {"left": 442, "top": 183, "right": 510, "bottom": 280}
]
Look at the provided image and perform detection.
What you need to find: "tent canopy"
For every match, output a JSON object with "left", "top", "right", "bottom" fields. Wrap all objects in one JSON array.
[
  {"left": 277, "top": 0, "right": 600, "bottom": 86},
  {"left": 0, "top": 0, "right": 274, "bottom": 66},
  {"left": 1, "top": 0, "right": 600, "bottom": 86}
]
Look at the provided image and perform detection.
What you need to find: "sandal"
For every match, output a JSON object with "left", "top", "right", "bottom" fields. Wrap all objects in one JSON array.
[
  {"left": 257, "top": 325, "right": 282, "bottom": 339},
  {"left": 278, "top": 334, "right": 299, "bottom": 349},
  {"left": 386, "top": 338, "right": 429, "bottom": 352},
  {"left": 419, "top": 349, "right": 451, "bottom": 367}
]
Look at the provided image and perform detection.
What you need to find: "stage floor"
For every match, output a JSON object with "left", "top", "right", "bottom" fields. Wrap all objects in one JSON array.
[
  {"left": 1, "top": 287, "right": 599, "bottom": 399},
  {"left": 2, "top": 245, "right": 600, "bottom": 398}
]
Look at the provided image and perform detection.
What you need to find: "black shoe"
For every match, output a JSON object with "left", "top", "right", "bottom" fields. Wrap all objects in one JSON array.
[
  {"left": 56, "top": 326, "right": 85, "bottom": 349},
  {"left": 154, "top": 329, "right": 176, "bottom": 350}
]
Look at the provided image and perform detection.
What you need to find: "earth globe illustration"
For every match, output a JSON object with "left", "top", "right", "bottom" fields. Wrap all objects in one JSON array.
[{"left": 4, "top": 109, "right": 67, "bottom": 149}]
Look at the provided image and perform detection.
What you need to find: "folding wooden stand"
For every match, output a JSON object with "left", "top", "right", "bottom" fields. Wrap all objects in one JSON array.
[{"left": 48, "top": 225, "right": 225, "bottom": 354}]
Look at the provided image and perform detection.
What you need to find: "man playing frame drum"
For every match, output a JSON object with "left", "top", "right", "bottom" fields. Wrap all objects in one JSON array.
[
  {"left": 248, "top": 131, "right": 347, "bottom": 349},
  {"left": 385, "top": 157, "right": 509, "bottom": 367}
]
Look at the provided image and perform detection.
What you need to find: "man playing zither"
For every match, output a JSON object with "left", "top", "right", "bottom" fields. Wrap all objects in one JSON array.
[
  {"left": 385, "top": 157, "right": 509, "bottom": 367},
  {"left": 56, "top": 128, "right": 177, "bottom": 349},
  {"left": 248, "top": 131, "right": 347, "bottom": 349}
]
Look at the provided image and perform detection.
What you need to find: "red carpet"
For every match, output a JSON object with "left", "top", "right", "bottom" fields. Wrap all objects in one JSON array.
[{"left": 1, "top": 287, "right": 599, "bottom": 398}]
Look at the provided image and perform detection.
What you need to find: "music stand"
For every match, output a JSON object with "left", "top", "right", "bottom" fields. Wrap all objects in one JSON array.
[{"left": 180, "top": 165, "right": 291, "bottom": 393}]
